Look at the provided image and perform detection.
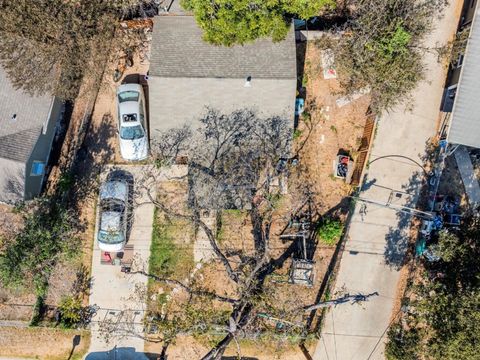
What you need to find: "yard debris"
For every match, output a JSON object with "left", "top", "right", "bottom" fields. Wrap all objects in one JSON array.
[
  {"left": 333, "top": 154, "right": 354, "bottom": 182},
  {"left": 321, "top": 49, "right": 337, "bottom": 79},
  {"left": 289, "top": 258, "right": 315, "bottom": 287},
  {"left": 336, "top": 86, "right": 371, "bottom": 108}
]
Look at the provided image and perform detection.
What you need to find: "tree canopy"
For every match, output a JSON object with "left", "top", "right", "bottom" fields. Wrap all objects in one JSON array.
[
  {"left": 386, "top": 220, "right": 480, "bottom": 360},
  {"left": 315, "top": 0, "right": 447, "bottom": 112},
  {"left": 0, "top": 0, "right": 148, "bottom": 99},
  {"left": 181, "top": 0, "right": 335, "bottom": 46}
]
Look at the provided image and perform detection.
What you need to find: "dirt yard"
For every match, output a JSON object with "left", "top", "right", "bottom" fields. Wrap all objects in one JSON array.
[
  {"left": 0, "top": 326, "right": 90, "bottom": 360},
  {"left": 292, "top": 42, "right": 371, "bottom": 214},
  {"left": 145, "top": 334, "right": 313, "bottom": 360},
  {"left": 141, "top": 40, "right": 372, "bottom": 358}
]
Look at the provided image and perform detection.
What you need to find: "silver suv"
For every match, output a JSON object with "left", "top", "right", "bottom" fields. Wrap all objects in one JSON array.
[{"left": 97, "top": 177, "right": 130, "bottom": 252}]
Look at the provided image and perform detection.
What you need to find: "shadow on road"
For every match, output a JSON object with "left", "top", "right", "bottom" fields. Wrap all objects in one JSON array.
[
  {"left": 85, "top": 346, "right": 159, "bottom": 360},
  {"left": 383, "top": 142, "right": 433, "bottom": 268}
]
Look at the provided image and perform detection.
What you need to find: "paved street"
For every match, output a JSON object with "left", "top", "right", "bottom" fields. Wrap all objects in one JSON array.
[{"left": 313, "top": 1, "right": 462, "bottom": 359}]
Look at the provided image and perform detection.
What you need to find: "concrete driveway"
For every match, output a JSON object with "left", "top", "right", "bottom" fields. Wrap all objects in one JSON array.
[
  {"left": 86, "top": 165, "right": 155, "bottom": 357},
  {"left": 313, "top": 1, "right": 462, "bottom": 359}
]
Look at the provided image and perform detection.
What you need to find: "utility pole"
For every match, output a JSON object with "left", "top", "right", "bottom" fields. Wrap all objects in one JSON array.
[{"left": 299, "top": 292, "right": 379, "bottom": 360}]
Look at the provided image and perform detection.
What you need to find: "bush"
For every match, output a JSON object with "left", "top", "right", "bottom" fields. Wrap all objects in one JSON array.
[
  {"left": 385, "top": 323, "right": 420, "bottom": 360},
  {"left": 30, "top": 296, "right": 45, "bottom": 326},
  {"left": 0, "top": 198, "right": 78, "bottom": 295},
  {"left": 317, "top": 218, "right": 343, "bottom": 246},
  {"left": 58, "top": 296, "right": 83, "bottom": 328}
]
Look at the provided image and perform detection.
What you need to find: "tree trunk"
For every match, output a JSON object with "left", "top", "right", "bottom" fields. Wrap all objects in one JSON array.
[{"left": 201, "top": 333, "right": 233, "bottom": 360}]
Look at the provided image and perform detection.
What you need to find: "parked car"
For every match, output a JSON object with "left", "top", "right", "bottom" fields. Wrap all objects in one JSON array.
[
  {"left": 97, "top": 178, "right": 129, "bottom": 252},
  {"left": 116, "top": 83, "right": 149, "bottom": 161}
]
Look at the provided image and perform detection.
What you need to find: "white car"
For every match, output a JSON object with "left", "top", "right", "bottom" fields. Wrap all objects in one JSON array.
[
  {"left": 97, "top": 178, "right": 129, "bottom": 252},
  {"left": 116, "top": 84, "right": 149, "bottom": 161}
]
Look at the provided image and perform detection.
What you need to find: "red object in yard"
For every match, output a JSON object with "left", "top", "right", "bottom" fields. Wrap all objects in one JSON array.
[
  {"left": 340, "top": 156, "right": 350, "bottom": 165},
  {"left": 101, "top": 251, "right": 112, "bottom": 264}
]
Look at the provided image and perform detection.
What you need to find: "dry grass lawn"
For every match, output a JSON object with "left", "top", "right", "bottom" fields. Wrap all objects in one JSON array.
[{"left": 0, "top": 327, "right": 90, "bottom": 360}]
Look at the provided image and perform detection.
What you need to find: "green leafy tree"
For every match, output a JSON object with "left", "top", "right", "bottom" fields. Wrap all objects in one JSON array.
[
  {"left": 386, "top": 219, "right": 480, "bottom": 360},
  {"left": 385, "top": 323, "right": 420, "bottom": 360},
  {"left": 181, "top": 0, "right": 335, "bottom": 46},
  {"left": 320, "top": 0, "right": 446, "bottom": 112}
]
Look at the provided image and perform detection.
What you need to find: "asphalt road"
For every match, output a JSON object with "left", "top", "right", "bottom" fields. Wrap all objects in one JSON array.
[{"left": 313, "top": 1, "right": 462, "bottom": 359}]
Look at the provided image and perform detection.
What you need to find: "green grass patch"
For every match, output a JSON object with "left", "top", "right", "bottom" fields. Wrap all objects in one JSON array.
[
  {"left": 223, "top": 209, "right": 245, "bottom": 219},
  {"left": 149, "top": 209, "right": 194, "bottom": 281},
  {"left": 317, "top": 218, "right": 344, "bottom": 246},
  {"left": 293, "top": 129, "right": 303, "bottom": 140}
]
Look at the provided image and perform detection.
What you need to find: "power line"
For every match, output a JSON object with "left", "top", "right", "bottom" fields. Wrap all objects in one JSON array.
[{"left": 365, "top": 309, "right": 401, "bottom": 360}]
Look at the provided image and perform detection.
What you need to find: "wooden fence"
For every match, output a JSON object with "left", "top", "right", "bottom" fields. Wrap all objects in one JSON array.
[{"left": 350, "top": 114, "right": 377, "bottom": 186}]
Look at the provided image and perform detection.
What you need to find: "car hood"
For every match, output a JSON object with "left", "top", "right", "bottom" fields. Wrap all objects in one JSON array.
[
  {"left": 98, "top": 241, "right": 125, "bottom": 253},
  {"left": 119, "top": 137, "right": 148, "bottom": 161}
]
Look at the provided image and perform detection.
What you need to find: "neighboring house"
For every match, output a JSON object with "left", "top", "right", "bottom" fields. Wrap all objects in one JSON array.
[
  {"left": 446, "top": 1, "right": 480, "bottom": 148},
  {"left": 0, "top": 67, "right": 63, "bottom": 204},
  {"left": 147, "top": 16, "right": 297, "bottom": 137},
  {"left": 442, "top": 0, "right": 477, "bottom": 112}
]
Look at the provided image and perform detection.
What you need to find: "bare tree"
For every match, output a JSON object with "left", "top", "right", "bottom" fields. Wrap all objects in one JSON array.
[
  {"left": 123, "top": 109, "right": 315, "bottom": 358},
  {"left": 0, "top": 0, "right": 155, "bottom": 99}
]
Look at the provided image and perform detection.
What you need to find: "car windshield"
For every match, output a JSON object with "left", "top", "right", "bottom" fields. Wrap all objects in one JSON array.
[
  {"left": 118, "top": 90, "right": 139, "bottom": 103},
  {"left": 98, "top": 230, "right": 124, "bottom": 244},
  {"left": 120, "top": 125, "right": 144, "bottom": 140}
]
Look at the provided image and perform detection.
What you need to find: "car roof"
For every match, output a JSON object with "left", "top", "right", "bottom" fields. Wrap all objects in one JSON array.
[
  {"left": 100, "top": 180, "right": 128, "bottom": 202},
  {"left": 100, "top": 211, "right": 122, "bottom": 232},
  {"left": 119, "top": 100, "right": 139, "bottom": 115}
]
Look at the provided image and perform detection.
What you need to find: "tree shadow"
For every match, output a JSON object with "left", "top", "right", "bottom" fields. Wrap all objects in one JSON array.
[
  {"left": 383, "top": 177, "right": 421, "bottom": 268},
  {"left": 68, "top": 113, "right": 116, "bottom": 208},
  {"left": 383, "top": 141, "right": 433, "bottom": 268}
]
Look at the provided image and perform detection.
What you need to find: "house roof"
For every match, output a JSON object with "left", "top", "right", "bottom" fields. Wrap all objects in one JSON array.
[
  {"left": 447, "top": 3, "right": 480, "bottom": 148},
  {"left": 0, "top": 67, "right": 53, "bottom": 163},
  {"left": 149, "top": 16, "right": 297, "bottom": 79}
]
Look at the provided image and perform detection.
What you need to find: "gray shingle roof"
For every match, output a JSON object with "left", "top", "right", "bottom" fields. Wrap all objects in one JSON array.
[
  {"left": 0, "top": 127, "right": 42, "bottom": 162},
  {"left": 0, "top": 66, "right": 53, "bottom": 163},
  {"left": 149, "top": 16, "right": 296, "bottom": 79},
  {"left": 448, "top": 4, "right": 480, "bottom": 148}
]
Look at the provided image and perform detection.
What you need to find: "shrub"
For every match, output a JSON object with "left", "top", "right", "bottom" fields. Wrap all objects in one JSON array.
[
  {"left": 317, "top": 218, "right": 344, "bottom": 246},
  {"left": 58, "top": 295, "right": 83, "bottom": 328},
  {"left": 30, "top": 296, "right": 45, "bottom": 326},
  {"left": 0, "top": 198, "right": 78, "bottom": 295}
]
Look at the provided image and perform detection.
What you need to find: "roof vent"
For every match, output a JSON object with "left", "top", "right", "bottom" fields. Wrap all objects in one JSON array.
[
  {"left": 11, "top": 113, "right": 17, "bottom": 121},
  {"left": 244, "top": 76, "right": 252, "bottom": 87}
]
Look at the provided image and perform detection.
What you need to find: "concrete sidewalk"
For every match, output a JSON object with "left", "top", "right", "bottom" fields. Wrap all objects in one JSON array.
[{"left": 313, "top": 1, "right": 462, "bottom": 359}]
